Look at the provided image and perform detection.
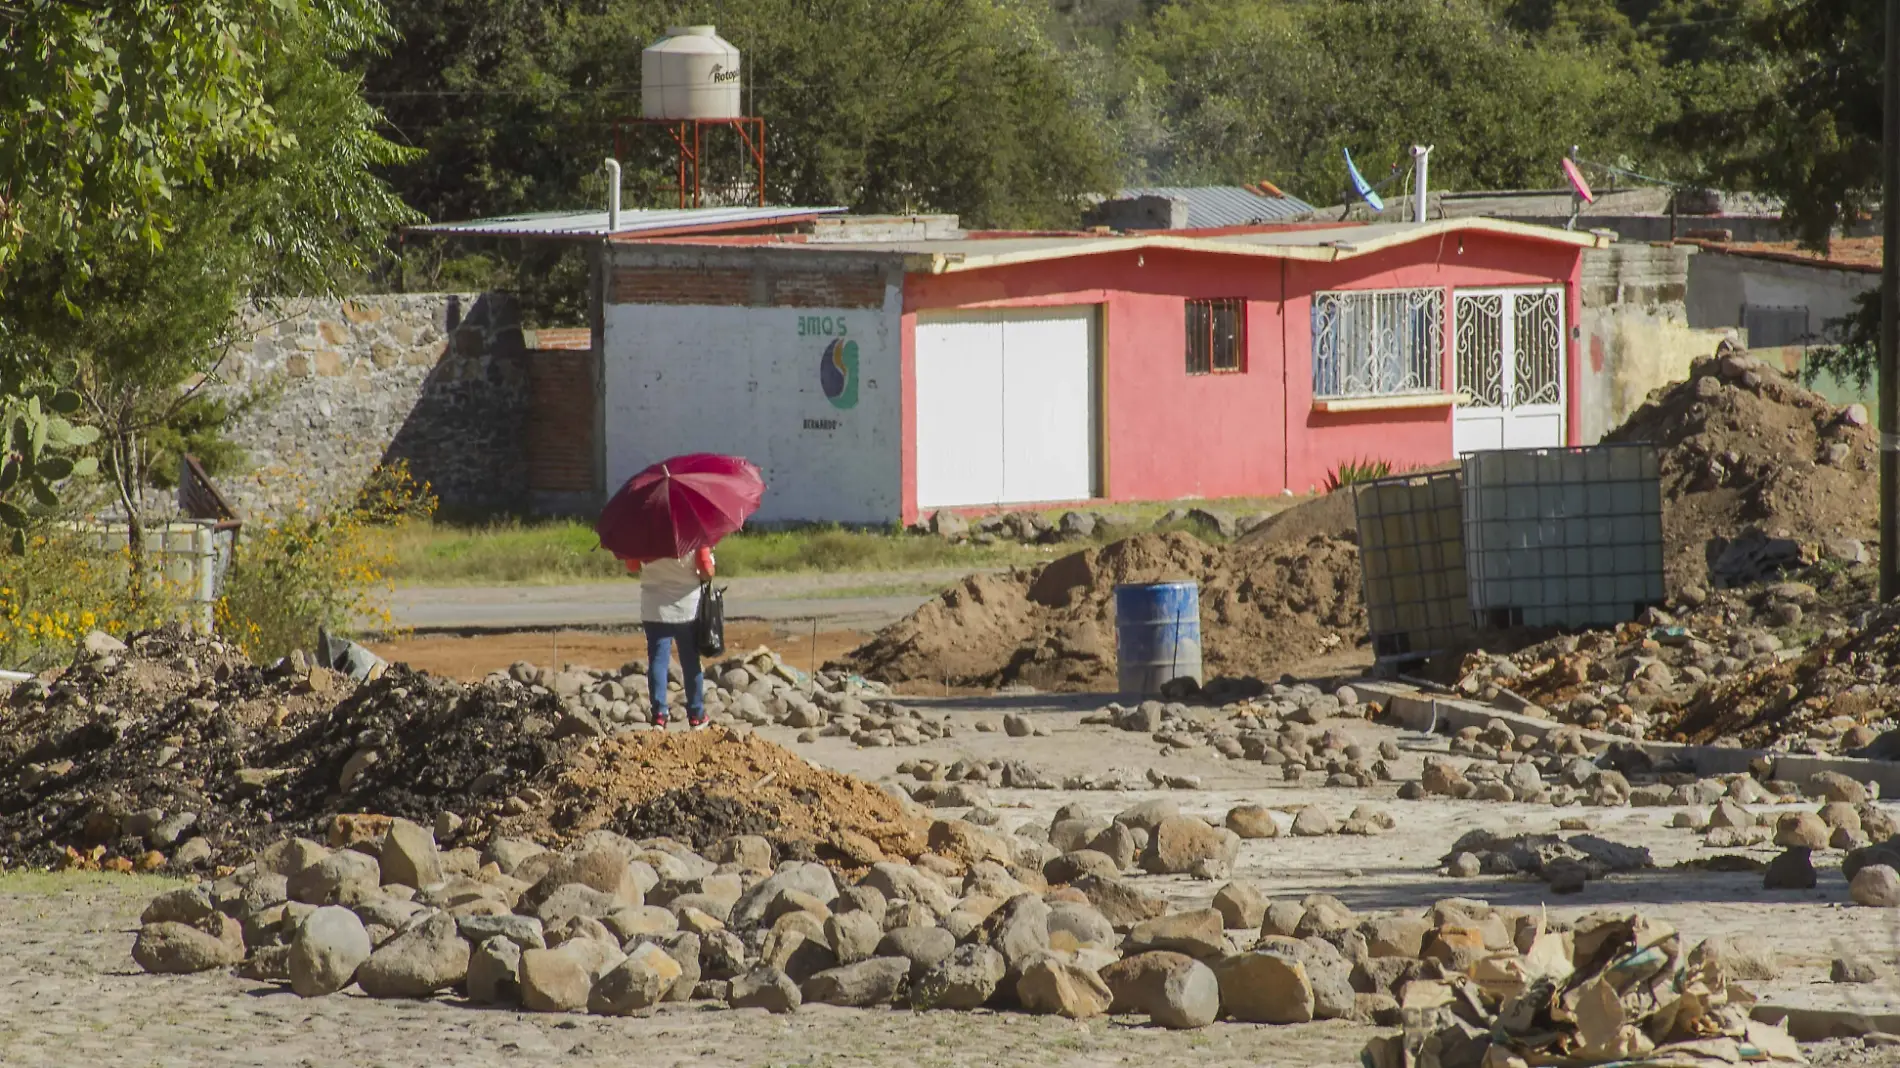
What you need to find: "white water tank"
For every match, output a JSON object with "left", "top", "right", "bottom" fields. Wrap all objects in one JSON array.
[{"left": 641, "top": 25, "right": 742, "bottom": 120}]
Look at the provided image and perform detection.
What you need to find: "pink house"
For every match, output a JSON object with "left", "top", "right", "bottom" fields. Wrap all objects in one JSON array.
[{"left": 594, "top": 217, "right": 1610, "bottom": 525}]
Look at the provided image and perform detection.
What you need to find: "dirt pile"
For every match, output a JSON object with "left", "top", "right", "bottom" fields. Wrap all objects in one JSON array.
[
  {"left": 504, "top": 727, "right": 927, "bottom": 863},
  {"left": 0, "top": 626, "right": 925, "bottom": 871},
  {"left": 0, "top": 626, "right": 576, "bottom": 869},
  {"left": 1603, "top": 350, "right": 1877, "bottom": 588},
  {"left": 844, "top": 531, "right": 1364, "bottom": 691},
  {"left": 1458, "top": 560, "right": 1881, "bottom": 748},
  {"left": 1650, "top": 599, "right": 1900, "bottom": 749}
]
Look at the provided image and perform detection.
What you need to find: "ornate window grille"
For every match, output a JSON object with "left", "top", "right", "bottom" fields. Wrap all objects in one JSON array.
[{"left": 1312, "top": 288, "right": 1444, "bottom": 398}]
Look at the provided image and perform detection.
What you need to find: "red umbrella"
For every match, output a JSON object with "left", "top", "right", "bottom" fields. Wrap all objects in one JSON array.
[{"left": 596, "top": 453, "right": 765, "bottom": 561}]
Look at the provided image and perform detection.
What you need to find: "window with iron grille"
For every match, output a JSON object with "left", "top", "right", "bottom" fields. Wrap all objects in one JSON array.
[
  {"left": 1186, "top": 298, "right": 1245, "bottom": 374},
  {"left": 1312, "top": 288, "right": 1445, "bottom": 398}
]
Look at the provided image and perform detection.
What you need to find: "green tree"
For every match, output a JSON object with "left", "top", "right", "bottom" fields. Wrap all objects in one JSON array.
[
  {"left": 1114, "top": 0, "right": 1671, "bottom": 203},
  {"left": 372, "top": 0, "right": 1117, "bottom": 316},
  {"left": 1, "top": 1, "right": 416, "bottom": 566}
]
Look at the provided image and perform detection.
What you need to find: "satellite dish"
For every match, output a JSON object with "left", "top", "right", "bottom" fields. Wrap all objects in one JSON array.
[
  {"left": 1344, "top": 148, "right": 1385, "bottom": 212},
  {"left": 1562, "top": 157, "right": 1595, "bottom": 204}
]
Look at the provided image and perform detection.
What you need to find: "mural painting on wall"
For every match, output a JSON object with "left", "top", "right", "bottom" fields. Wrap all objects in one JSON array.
[{"left": 802, "top": 314, "right": 855, "bottom": 430}]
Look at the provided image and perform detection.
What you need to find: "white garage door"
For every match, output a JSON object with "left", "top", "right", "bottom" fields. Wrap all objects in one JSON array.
[{"left": 915, "top": 307, "right": 1099, "bottom": 509}]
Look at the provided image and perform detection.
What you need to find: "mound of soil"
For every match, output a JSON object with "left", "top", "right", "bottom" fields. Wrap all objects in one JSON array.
[
  {"left": 0, "top": 626, "right": 579, "bottom": 869},
  {"left": 1235, "top": 489, "right": 1358, "bottom": 547},
  {"left": 1652, "top": 600, "right": 1900, "bottom": 748},
  {"left": 1602, "top": 352, "right": 1877, "bottom": 588},
  {"left": 843, "top": 531, "right": 1364, "bottom": 692},
  {"left": 512, "top": 728, "right": 927, "bottom": 864}
]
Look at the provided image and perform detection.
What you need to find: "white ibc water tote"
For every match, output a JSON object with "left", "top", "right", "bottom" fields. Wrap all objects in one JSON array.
[{"left": 641, "top": 25, "right": 743, "bottom": 120}]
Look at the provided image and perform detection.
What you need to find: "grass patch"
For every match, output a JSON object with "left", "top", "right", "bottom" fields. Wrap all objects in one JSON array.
[
  {"left": 385, "top": 520, "right": 1049, "bottom": 586},
  {"left": 384, "top": 495, "right": 1302, "bottom": 587},
  {"left": 0, "top": 870, "right": 183, "bottom": 895}
]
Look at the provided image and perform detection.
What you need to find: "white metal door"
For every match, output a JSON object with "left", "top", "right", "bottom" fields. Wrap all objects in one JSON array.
[
  {"left": 1000, "top": 309, "right": 1097, "bottom": 503},
  {"left": 915, "top": 317, "right": 1005, "bottom": 508},
  {"left": 1453, "top": 287, "right": 1565, "bottom": 454},
  {"left": 914, "top": 307, "right": 1098, "bottom": 509}
]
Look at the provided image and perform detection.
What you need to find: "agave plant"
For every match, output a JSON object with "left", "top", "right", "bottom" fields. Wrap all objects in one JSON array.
[{"left": 1322, "top": 457, "right": 1392, "bottom": 493}]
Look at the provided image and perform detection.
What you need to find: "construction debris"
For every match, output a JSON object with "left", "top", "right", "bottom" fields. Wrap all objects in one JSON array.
[{"left": 1362, "top": 912, "right": 1803, "bottom": 1067}]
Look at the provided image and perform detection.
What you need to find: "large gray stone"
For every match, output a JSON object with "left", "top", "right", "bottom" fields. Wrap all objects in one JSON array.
[
  {"left": 1214, "top": 949, "right": 1315, "bottom": 1023},
  {"left": 287, "top": 850, "right": 380, "bottom": 906},
  {"left": 913, "top": 943, "right": 1006, "bottom": 1009},
  {"left": 1852, "top": 864, "right": 1900, "bottom": 907},
  {"left": 982, "top": 894, "right": 1052, "bottom": 978},
  {"left": 378, "top": 818, "right": 443, "bottom": 890},
  {"left": 1072, "top": 875, "right": 1170, "bottom": 930},
  {"left": 1140, "top": 816, "right": 1237, "bottom": 876},
  {"left": 825, "top": 909, "right": 884, "bottom": 965},
  {"left": 1212, "top": 883, "right": 1267, "bottom": 930},
  {"left": 466, "top": 936, "right": 523, "bottom": 1005},
  {"left": 876, "top": 926, "right": 957, "bottom": 979},
  {"left": 1016, "top": 956, "right": 1112, "bottom": 1019},
  {"left": 354, "top": 912, "right": 470, "bottom": 997},
  {"left": 289, "top": 905, "right": 372, "bottom": 997},
  {"left": 1101, "top": 951, "right": 1220, "bottom": 1029},
  {"left": 588, "top": 943, "right": 682, "bottom": 1015},
  {"left": 801, "top": 956, "right": 911, "bottom": 1007},
  {"left": 457, "top": 913, "right": 545, "bottom": 950},
  {"left": 860, "top": 863, "right": 957, "bottom": 918},
  {"left": 731, "top": 863, "right": 839, "bottom": 929},
  {"left": 132, "top": 920, "right": 241, "bottom": 975},
  {"left": 1045, "top": 902, "right": 1115, "bottom": 951},
  {"left": 729, "top": 965, "right": 802, "bottom": 1013},
  {"left": 1127, "top": 908, "right": 1227, "bottom": 959},
  {"left": 141, "top": 885, "right": 216, "bottom": 926}
]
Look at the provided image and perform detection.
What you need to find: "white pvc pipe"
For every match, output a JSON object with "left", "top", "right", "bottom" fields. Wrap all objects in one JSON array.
[
  {"left": 1412, "top": 145, "right": 1434, "bottom": 223},
  {"left": 604, "top": 158, "right": 622, "bottom": 233}
]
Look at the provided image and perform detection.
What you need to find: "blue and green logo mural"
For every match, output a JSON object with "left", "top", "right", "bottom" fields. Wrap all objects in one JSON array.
[{"left": 820, "top": 338, "right": 859, "bottom": 410}]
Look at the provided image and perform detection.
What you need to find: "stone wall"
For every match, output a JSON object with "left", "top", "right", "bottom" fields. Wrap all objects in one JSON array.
[{"left": 214, "top": 293, "right": 533, "bottom": 517}]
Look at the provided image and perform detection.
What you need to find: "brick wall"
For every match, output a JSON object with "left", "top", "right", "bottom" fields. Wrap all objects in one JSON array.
[{"left": 525, "top": 349, "right": 597, "bottom": 496}]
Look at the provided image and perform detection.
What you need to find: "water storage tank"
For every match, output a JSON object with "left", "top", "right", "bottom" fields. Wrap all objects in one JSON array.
[{"left": 641, "top": 26, "right": 742, "bottom": 120}]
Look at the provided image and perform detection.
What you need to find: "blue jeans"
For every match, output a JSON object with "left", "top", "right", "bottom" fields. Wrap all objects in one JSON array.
[{"left": 644, "top": 620, "right": 704, "bottom": 723}]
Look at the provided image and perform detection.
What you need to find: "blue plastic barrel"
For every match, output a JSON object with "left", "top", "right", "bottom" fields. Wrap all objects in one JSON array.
[{"left": 1115, "top": 582, "right": 1203, "bottom": 696}]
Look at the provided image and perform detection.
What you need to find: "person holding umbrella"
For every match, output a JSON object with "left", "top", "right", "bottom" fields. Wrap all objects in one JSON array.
[
  {"left": 596, "top": 453, "right": 765, "bottom": 731},
  {"left": 622, "top": 546, "right": 716, "bottom": 729}
]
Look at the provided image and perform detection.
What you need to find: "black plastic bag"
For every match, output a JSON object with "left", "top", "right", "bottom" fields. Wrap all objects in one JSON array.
[{"left": 695, "top": 582, "right": 726, "bottom": 657}]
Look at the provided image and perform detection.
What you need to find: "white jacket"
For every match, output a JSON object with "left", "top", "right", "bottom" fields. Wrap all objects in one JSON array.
[{"left": 641, "top": 552, "right": 711, "bottom": 623}]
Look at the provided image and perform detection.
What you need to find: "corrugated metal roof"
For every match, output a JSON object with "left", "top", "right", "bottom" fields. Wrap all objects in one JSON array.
[
  {"left": 1118, "top": 186, "right": 1317, "bottom": 226},
  {"left": 410, "top": 205, "right": 846, "bottom": 239},
  {"left": 795, "top": 218, "right": 1610, "bottom": 273}
]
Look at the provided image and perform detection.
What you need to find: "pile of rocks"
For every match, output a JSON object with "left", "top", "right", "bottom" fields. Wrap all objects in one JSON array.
[
  {"left": 504, "top": 647, "right": 926, "bottom": 743},
  {"left": 126, "top": 820, "right": 1802, "bottom": 1054},
  {"left": 1361, "top": 911, "right": 1802, "bottom": 1066},
  {"left": 1439, "top": 830, "right": 1653, "bottom": 893},
  {"left": 1456, "top": 572, "right": 1892, "bottom": 752},
  {"left": 1080, "top": 688, "right": 1401, "bottom": 792},
  {"left": 921, "top": 507, "right": 1264, "bottom": 547}
]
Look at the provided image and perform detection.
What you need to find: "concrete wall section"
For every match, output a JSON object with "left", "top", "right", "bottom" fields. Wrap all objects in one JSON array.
[
  {"left": 1575, "top": 244, "right": 1732, "bottom": 444},
  {"left": 601, "top": 246, "right": 906, "bottom": 525},
  {"left": 1686, "top": 248, "right": 1878, "bottom": 343}
]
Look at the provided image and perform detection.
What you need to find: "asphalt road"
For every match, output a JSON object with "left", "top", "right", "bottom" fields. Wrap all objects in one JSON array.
[{"left": 385, "top": 568, "right": 978, "bottom": 633}]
